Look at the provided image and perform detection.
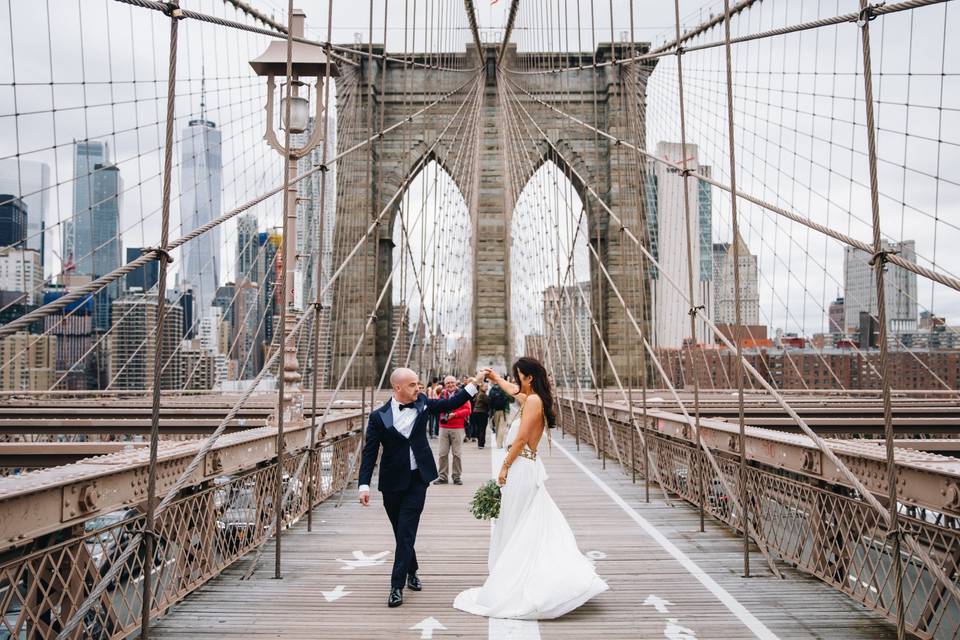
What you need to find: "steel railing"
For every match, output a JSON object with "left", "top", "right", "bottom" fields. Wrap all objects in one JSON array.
[
  {"left": 558, "top": 400, "right": 960, "bottom": 640},
  {"left": 0, "top": 418, "right": 361, "bottom": 639}
]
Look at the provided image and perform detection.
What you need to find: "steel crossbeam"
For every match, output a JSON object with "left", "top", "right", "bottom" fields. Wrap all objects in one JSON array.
[
  {"left": 0, "top": 411, "right": 361, "bottom": 552},
  {"left": 570, "top": 397, "right": 960, "bottom": 518}
]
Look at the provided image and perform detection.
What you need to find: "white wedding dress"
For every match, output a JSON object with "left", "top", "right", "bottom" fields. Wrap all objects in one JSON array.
[{"left": 453, "top": 411, "right": 608, "bottom": 619}]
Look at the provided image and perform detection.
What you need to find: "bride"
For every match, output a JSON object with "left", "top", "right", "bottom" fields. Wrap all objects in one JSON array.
[{"left": 453, "top": 357, "right": 608, "bottom": 619}]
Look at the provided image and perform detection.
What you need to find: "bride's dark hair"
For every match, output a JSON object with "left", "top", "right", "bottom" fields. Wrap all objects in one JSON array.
[{"left": 512, "top": 356, "right": 557, "bottom": 428}]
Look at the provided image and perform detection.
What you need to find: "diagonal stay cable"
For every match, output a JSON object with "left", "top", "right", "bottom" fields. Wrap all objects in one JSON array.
[
  {"left": 0, "top": 73, "right": 479, "bottom": 340},
  {"left": 504, "top": 74, "right": 960, "bottom": 608},
  {"left": 501, "top": 73, "right": 960, "bottom": 295},
  {"left": 243, "top": 81, "right": 484, "bottom": 575},
  {"left": 55, "top": 72, "right": 483, "bottom": 639}
]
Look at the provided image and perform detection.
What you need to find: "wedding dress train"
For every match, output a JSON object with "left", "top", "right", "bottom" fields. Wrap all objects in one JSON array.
[{"left": 453, "top": 413, "right": 608, "bottom": 619}]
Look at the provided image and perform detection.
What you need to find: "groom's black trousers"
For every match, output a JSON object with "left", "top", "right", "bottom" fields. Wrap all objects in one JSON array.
[{"left": 382, "top": 469, "right": 428, "bottom": 590}]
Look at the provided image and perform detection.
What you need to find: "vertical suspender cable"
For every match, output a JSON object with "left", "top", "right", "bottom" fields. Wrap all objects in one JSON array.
[
  {"left": 273, "top": 0, "right": 298, "bottom": 581},
  {"left": 307, "top": 0, "right": 336, "bottom": 533},
  {"left": 672, "top": 0, "right": 706, "bottom": 534},
  {"left": 140, "top": 2, "right": 181, "bottom": 635},
  {"left": 720, "top": 0, "right": 751, "bottom": 578},
  {"left": 857, "top": 1, "right": 905, "bottom": 637}
]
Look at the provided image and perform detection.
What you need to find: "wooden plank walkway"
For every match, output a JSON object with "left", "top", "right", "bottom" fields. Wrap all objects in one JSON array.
[{"left": 153, "top": 428, "right": 896, "bottom": 639}]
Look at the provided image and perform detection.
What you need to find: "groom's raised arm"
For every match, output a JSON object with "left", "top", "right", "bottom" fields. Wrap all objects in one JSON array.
[{"left": 358, "top": 411, "right": 382, "bottom": 495}]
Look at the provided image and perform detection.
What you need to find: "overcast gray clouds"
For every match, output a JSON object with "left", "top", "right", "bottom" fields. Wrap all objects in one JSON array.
[{"left": 1, "top": 0, "right": 956, "bottom": 338}]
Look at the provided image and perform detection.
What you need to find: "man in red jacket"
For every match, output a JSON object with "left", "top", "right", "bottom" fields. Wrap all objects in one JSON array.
[{"left": 436, "top": 375, "right": 471, "bottom": 485}]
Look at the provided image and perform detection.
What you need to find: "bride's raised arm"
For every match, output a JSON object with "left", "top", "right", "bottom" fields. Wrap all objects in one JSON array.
[{"left": 483, "top": 368, "right": 521, "bottom": 398}]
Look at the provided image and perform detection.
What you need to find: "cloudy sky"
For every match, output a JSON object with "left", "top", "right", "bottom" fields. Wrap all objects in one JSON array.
[{"left": 1, "top": 0, "right": 956, "bottom": 343}]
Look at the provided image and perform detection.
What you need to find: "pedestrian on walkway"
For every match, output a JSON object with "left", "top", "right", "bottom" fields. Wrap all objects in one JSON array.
[
  {"left": 470, "top": 381, "right": 490, "bottom": 449},
  {"left": 488, "top": 376, "right": 515, "bottom": 449},
  {"left": 437, "top": 375, "right": 471, "bottom": 485},
  {"left": 426, "top": 380, "right": 440, "bottom": 438}
]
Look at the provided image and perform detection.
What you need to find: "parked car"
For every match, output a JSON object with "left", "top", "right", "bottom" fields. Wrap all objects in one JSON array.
[
  {"left": 0, "top": 582, "right": 110, "bottom": 639},
  {"left": 215, "top": 474, "right": 304, "bottom": 545},
  {"left": 83, "top": 507, "right": 167, "bottom": 589}
]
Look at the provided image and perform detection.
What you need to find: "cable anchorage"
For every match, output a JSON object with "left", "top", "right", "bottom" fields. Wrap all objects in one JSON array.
[
  {"left": 857, "top": 2, "right": 885, "bottom": 27},
  {"left": 868, "top": 247, "right": 899, "bottom": 267},
  {"left": 142, "top": 246, "right": 174, "bottom": 264},
  {"left": 163, "top": 2, "right": 185, "bottom": 19}
]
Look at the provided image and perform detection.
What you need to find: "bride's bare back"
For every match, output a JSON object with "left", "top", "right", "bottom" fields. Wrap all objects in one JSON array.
[{"left": 515, "top": 394, "right": 545, "bottom": 454}]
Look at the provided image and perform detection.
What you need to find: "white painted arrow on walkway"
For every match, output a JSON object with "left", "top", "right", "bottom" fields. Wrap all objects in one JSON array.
[
  {"left": 336, "top": 550, "right": 389, "bottom": 570},
  {"left": 321, "top": 585, "right": 350, "bottom": 602},
  {"left": 643, "top": 593, "right": 673, "bottom": 614},
  {"left": 410, "top": 616, "right": 446, "bottom": 640},
  {"left": 665, "top": 617, "right": 697, "bottom": 639},
  {"left": 410, "top": 616, "right": 446, "bottom": 639}
]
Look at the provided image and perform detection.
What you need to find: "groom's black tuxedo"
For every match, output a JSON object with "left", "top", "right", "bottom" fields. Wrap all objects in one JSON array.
[
  {"left": 358, "top": 386, "right": 475, "bottom": 491},
  {"left": 358, "top": 385, "right": 476, "bottom": 591}
]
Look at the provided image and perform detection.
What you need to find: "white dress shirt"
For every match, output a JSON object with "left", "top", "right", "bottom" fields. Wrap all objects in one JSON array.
[{"left": 359, "top": 383, "right": 477, "bottom": 494}]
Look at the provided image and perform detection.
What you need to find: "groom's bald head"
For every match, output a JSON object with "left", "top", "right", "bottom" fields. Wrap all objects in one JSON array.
[{"left": 391, "top": 367, "right": 420, "bottom": 403}]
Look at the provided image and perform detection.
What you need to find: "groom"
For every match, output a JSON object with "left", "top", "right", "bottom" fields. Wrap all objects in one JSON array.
[{"left": 358, "top": 367, "right": 482, "bottom": 607}]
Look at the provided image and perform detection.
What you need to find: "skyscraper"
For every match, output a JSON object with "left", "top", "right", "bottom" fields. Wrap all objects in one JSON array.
[
  {"left": 261, "top": 232, "right": 281, "bottom": 350},
  {"left": 0, "top": 247, "right": 42, "bottom": 305},
  {"left": 180, "top": 116, "right": 222, "bottom": 320},
  {"left": 390, "top": 303, "right": 412, "bottom": 370},
  {"left": 646, "top": 142, "right": 713, "bottom": 346},
  {"left": 233, "top": 215, "right": 263, "bottom": 379},
  {"left": 843, "top": 240, "right": 917, "bottom": 334},
  {"left": 236, "top": 214, "right": 260, "bottom": 282},
  {"left": 108, "top": 292, "right": 184, "bottom": 391},
  {"left": 212, "top": 283, "right": 236, "bottom": 328},
  {"left": 125, "top": 247, "right": 159, "bottom": 291},
  {"left": 43, "top": 289, "right": 96, "bottom": 390},
  {"left": 713, "top": 232, "right": 760, "bottom": 326},
  {"left": 233, "top": 280, "right": 262, "bottom": 379},
  {"left": 828, "top": 296, "right": 845, "bottom": 334},
  {"left": 0, "top": 159, "right": 50, "bottom": 266},
  {"left": 68, "top": 141, "right": 109, "bottom": 269},
  {"left": 0, "top": 195, "right": 27, "bottom": 248},
  {"left": 0, "top": 332, "right": 57, "bottom": 392},
  {"left": 542, "top": 282, "right": 592, "bottom": 387},
  {"left": 70, "top": 142, "right": 121, "bottom": 331}
]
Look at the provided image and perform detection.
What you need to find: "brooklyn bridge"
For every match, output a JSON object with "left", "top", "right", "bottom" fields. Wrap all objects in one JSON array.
[{"left": 0, "top": 0, "right": 959, "bottom": 638}]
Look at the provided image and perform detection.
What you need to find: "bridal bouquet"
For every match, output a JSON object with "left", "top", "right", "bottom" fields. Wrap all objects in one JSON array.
[{"left": 469, "top": 480, "right": 501, "bottom": 520}]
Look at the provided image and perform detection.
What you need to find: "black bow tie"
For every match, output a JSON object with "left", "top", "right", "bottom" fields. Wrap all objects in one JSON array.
[{"left": 399, "top": 402, "right": 417, "bottom": 411}]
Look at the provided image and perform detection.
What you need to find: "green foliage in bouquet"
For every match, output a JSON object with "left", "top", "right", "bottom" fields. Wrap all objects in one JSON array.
[{"left": 469, "top": 480, "right": 501, "bottom": 520}]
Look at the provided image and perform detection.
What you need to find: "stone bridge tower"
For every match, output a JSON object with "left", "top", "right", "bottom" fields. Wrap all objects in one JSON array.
[{"left": 330, "top": 42, "right": 655, "bottom": 388}]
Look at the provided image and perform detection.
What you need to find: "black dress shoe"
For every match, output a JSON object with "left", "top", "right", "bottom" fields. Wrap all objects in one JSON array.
[
  {"left": 453, "top": 478, "right": 463, "bottom": 485},
  {"left": 407, "top": 573, "right": 422, "bottom": 591},
  {"left": 435, "top": 478, "right": 448, "bottom": 484},
  {"left": 388, "top": 588, "right": 403, "bottom": 607}
]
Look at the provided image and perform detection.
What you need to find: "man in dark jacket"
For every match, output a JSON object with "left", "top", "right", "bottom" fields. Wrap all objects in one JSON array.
[
  {"left": 470, "top": 382, "right": 490, "bottom": 449},
  {"left": 358, "top": 367, "right": 481, "bottom": 608}
]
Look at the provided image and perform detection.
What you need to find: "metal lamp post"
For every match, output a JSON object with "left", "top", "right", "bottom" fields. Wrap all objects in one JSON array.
[
  {"left": 249, "top": 10, "right": 339, "bottom": 420},
  {"left": 249, "top": 9, "right": 338, "bottom": 578}
]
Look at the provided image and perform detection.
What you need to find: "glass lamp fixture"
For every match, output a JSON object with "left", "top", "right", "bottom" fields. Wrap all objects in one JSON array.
[{"left": 281, "top": 83, "right": 310, "bottom": 134}]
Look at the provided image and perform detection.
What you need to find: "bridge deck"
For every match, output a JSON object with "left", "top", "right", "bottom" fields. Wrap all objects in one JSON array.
[{"left": 152, "top": 430, "right": 895, "bottom": 639}]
